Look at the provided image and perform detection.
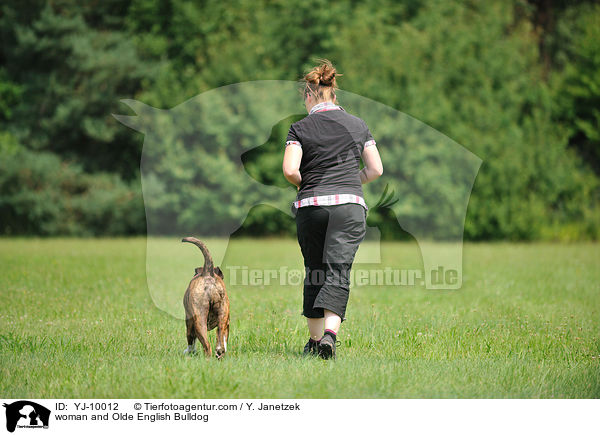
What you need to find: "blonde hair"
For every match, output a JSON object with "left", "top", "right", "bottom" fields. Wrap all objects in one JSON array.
[{"left": 302, "top": 58, "right": 341, "bottom": 103}]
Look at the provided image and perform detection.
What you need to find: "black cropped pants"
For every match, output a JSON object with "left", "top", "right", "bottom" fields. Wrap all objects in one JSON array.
[{"left": 295, "top": 204, "right": 366, "bottom": 321}]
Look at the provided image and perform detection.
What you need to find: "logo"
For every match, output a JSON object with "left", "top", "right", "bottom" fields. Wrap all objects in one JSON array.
[
  {"left": 3, "top": 401, "right": 50, "bottom": 432},
  {"left": 113, "top": 81, "right": 482, "bottom": 319}
]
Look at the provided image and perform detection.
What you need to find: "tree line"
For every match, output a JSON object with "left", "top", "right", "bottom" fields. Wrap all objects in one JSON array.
[{"left": 0, "top": 0, "right": 598, "bottom": 240}]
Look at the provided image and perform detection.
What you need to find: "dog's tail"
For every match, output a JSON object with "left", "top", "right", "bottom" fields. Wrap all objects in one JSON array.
[{"left": 182, "top": 237, "right": 214, "bottom": 275}]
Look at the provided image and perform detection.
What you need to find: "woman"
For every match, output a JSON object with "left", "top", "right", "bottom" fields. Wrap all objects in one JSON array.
[{"left": 282, "top": 59, "right": 383, "bottom": 359}]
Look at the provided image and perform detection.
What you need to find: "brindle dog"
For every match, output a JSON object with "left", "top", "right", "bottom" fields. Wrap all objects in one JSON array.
[{"left": 182, "top": 237, "right": 229, "bottom": 358}]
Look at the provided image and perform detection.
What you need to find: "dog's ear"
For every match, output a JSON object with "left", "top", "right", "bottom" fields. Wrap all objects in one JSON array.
[
  {"left": 214, "top": 266, "right": 224, "bottom": 279},
  {"left": 195, "top": 267, "right": 203, "bottom": 276}
]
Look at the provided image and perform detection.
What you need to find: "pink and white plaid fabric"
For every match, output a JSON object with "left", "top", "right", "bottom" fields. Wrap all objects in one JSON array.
[
  {"left": 294, "top": 194, "right": 368, "bottom": 210},
  {"left": 309, "top": 101, "right": 343, "bottom": 114}
]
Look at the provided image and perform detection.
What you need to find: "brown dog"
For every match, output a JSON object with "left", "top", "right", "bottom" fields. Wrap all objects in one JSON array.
[{"left": 182, "top": 237, "right": 229, "bottom": 358}]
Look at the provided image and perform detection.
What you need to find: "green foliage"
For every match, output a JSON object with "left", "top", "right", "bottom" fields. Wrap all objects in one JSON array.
[
  {"left": 0, "top": 69, "right": 22, "bottom": 121},
  {"left": 327, "top": 1, "right": 599, "bottom": 240},
  {"left": 0, "top": 147, "right": 144, "bottom": 235},
  {"left": 0, "top": 0, "right": 598, "bottom": 239},
  {"left": 554, "top": 3, "right": 600, "bottom": 173},
  {"left": 0, "top": 1, "right": 152, "bottom": 178}
]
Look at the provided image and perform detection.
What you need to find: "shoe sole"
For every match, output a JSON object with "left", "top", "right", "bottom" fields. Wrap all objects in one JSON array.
[{"left": 318, "top": 343, "right": 334, "bottom": 360}]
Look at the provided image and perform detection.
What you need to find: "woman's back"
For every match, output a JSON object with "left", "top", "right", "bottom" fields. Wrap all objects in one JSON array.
[{"left": 287, "top": 102, "right": 374, "bottom": 201}]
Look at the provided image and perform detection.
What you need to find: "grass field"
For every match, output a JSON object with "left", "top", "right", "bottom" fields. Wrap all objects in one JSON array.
[{"left": 1, "top": 238, "right": 598, "bottom": 398}]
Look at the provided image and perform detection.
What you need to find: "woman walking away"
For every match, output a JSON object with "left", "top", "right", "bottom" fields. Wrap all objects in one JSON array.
[{"left": 282, "top": 59, "right": 383, "bottom": 359}]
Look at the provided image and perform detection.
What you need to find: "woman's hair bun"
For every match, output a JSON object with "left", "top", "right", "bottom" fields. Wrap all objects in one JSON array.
[
  {"left": 303, "top": 58, "right": 341, "bottom": 88},
  {"left": 319, "top": 63, "right": 336, "bottom": 87}
]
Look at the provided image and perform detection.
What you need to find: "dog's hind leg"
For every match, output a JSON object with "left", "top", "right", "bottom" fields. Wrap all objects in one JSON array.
[
  {"left": 184, "top": 317, "right": 196, "bottom": 355},
  {"left": 194, "top": 316, "right": 212, "bottom": 357},
  {"left": 215, "top": 311, "right": 230, "bottom": 359}
]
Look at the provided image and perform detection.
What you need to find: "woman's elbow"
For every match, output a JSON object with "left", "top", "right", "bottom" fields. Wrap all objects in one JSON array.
[{"left": 374, "top": 165, "right": 383, "bottom": 178}]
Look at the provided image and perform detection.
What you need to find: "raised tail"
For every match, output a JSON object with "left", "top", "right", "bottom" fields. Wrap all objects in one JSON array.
[{"left": 182, "top": 237, "right": 214, "bottom": 275}]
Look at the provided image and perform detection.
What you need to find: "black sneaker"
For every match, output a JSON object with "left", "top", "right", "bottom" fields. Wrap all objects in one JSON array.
[
  {"left": 303, "top": 339, "right": 319, "bottom": 356},
  {"left": 318, "top": 334, "right": 336, "bottom": 360}
]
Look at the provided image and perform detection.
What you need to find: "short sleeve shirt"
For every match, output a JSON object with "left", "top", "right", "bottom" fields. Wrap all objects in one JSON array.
[{"left": 285, "top": 102, "right": 376, "bottom": 208}]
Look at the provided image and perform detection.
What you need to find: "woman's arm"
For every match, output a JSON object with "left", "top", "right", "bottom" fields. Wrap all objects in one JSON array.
[
  {"left": 359, "top": 145, "right": 383, "bottom": 184},
  {"left": 283, "top": 144, "right": 303, "bottom": 188}
]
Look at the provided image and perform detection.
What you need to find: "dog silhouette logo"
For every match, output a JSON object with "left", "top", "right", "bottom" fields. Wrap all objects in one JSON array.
[
  {"left": 114, "top": 81, "right": 482, "bottom": 319},
  {"left": 3, "top": 401, "right": 50, "bottom": 432}
]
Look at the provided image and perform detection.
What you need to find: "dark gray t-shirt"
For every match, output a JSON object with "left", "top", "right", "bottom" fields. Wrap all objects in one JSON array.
[{"left": 286, "top": 106, "right": 375, "bottom": 201}]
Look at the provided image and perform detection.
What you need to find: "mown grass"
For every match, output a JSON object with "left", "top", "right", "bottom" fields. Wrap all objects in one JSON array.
[{"left": 0, "top": 238, "right": 598, "bottom": 398}]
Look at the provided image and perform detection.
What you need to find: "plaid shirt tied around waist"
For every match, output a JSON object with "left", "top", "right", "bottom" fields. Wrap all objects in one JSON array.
[{"left": 293, "top": 194, "right": 368, "bottom": 211}]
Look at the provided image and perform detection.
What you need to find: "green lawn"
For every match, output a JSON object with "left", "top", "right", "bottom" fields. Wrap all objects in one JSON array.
[{"left": 0, "top": 238, "right": 598, "bottom": 398}]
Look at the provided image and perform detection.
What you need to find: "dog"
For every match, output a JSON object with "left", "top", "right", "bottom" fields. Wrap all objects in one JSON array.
[{"left": 181, "top": 237, "right": 229, "bottom": 358}]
